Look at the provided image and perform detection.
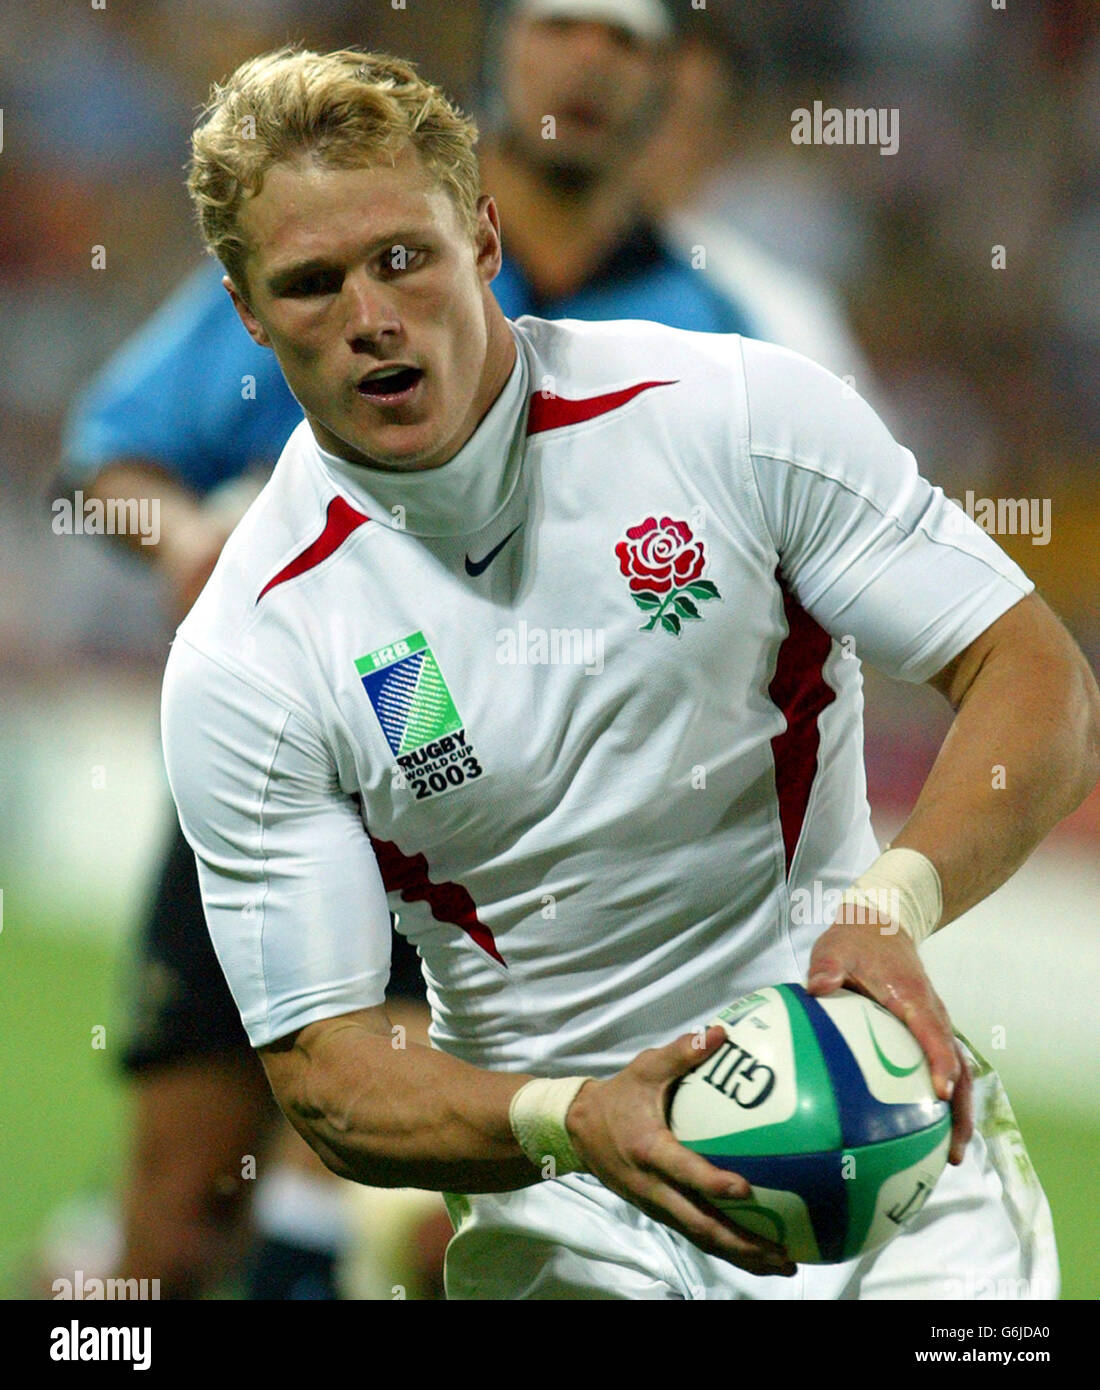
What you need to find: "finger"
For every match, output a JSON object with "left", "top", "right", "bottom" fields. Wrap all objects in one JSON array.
[
  {"left": 881, "top": 983, "right": 960, "bottom": 1101},
  {"left": 636, "top": 1025, "right": 728, "bottom": 1089},
  {"left": 807, "top": 913, "right": 887, "bottom": 994},
  {"left": 948, "top": 1044, "right": 973, "bottom": 1165},
  {"left": 628, "top": 1174, "right": 797, "bottom": 1276},
  {"left": 835, "top": 953, "right": 960, "bottom": 1102},
  {"left": 637, "top": 1126, "right": 753, "bottom": 1206},
  {"left": 806, "top": 939, "right": 846, "bottom": 994},
  {"left": 809, "top": 921, "right": 914, "bottom": 996}
]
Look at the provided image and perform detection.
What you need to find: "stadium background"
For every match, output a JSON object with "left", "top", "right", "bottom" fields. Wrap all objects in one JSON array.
[{"left": 1, "top": 0, "right": 1097, "bottom": 1297}]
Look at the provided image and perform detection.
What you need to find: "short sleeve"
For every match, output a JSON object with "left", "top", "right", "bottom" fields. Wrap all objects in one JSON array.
[
  {"left": 161, "top": 634, "right": 394, "bottom": 1047},
  {"left": 740, "top": 337, "right": 1034, "bottom": 682}
]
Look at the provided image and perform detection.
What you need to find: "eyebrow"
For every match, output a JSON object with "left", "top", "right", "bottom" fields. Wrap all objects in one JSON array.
[{"left": 265, "top": 231, "right": 430, "bottom": 294}]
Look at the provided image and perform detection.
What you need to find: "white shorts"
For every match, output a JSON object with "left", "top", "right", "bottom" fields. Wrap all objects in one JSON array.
[{"left": 443, "top": 1048, "right": 1058, "bottom": 1300}]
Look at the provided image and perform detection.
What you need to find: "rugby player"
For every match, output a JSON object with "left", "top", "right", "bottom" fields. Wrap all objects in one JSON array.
[
  {"left": 164, "top": 46, "right": 1098, "bottom": 1298},
  {"left": 62, "top": 0, "right": 863, "bottom": 1299}
]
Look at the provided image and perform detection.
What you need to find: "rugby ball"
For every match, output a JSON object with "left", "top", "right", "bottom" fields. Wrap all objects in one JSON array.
[{"left": 669, "top": 984, "right": 951, "bottom": 1264}]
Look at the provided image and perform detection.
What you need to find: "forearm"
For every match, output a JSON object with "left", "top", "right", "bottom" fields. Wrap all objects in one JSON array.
[
  {"left": 891, "top": 620, "right": 1100, "bottom": 927},
  {"left": 268, "top": 1012, "right": 540, "bottom": 1192},
  {"left": 82, "top": 460, "right": 209, "bottom": 562},
  {"left": 85, "top": 460, "right": 242, "bottom": 617}
]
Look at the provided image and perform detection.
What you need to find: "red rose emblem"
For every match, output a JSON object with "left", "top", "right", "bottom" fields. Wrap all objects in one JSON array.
[
  {"left": 614, "top": 515, "right": 707, "bottom": 595},
  {"left": 615, "top": 514, "right": 722, "bottom": 637}
]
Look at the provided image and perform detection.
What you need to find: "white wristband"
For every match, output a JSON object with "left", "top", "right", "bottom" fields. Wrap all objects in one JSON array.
[
  {"left": 837, "top": 848, "right": 943, "bottom": 946},
  {"left": 509, "top": 1076, "right": 593, "bottom": 1177}
]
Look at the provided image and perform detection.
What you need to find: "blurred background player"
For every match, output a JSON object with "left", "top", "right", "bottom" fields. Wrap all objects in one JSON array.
[
  {"left": 487, "top": 0, "right": 864, "bottom": 376},
  {"left": 54, "top": 0, "right": 871, "bottom": 1301}
]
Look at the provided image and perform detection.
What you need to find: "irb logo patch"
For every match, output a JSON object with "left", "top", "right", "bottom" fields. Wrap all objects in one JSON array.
[{"left": 355, "top": 632, "right": 484, "bottom": 800}]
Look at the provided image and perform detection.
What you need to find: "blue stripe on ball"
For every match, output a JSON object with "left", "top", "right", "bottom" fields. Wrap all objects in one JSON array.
[
  {"left": 707, "top": 1150, "right": 849, "bottom": 1263},
  {"left": 783, "top": 983, "right": 943, "bottom": 1147}
]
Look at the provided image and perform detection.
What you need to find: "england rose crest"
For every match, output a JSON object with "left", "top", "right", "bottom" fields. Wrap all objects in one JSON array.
[{"left": 615, "top": 515, "right": 721, "bottom": 636}]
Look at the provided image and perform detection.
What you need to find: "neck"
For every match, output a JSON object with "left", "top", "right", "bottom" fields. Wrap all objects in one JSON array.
[{"left": 477, "top": 298, "right": 519, "bottom": 423}]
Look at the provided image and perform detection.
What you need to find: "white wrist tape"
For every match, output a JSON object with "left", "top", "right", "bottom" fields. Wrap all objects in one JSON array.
[
  {"left": 509, "top": 1076, "right": 593, "bottom": 1177},
  {"left": 837, "top": 848, "right": 943, "bottom": 946}
]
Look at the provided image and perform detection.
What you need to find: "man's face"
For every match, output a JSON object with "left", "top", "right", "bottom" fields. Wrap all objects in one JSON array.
[
  {"left": 228, "top": 143, "right": 507, "bottom": 472},
  {"left": 501, "top": 17, "right": 665, "bottom": 175}
]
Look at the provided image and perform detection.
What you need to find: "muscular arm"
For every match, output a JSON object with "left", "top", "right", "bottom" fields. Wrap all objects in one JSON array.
[
  {"left": 259, "top": 1004, "right": 537, "bottom": 1193},
  {"left": 808, "top": 592, "right": 1100, "bottom": 1159},
  {"left": 258, "top": 1008, "right": 794, "bottom": 1274},
  {"left": 893, "top": 592, "right": 1100, "bottom": 923}
]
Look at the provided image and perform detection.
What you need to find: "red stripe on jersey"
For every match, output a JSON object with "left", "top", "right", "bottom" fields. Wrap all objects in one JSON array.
[
  {"left": 256, "top": 495, "right": 370, "bottom": 603},
  {"left": 370, "top": 835, "right": 505, "bottom": 966},
  {"left": 525, "top": 379, "right": 677, "bottom": 436},
  {"left": 768, "top": 577, "right": 838, "bottom": 876}
]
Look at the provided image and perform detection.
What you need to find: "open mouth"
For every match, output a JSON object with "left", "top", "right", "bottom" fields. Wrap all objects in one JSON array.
[{"left": 357, "top": 365, "right": 424, "bottom": 404}]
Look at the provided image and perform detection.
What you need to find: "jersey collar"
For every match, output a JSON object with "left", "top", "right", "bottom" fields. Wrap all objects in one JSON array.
[{"left": 312, "top": 328, "right": 530, "bottom": 539}]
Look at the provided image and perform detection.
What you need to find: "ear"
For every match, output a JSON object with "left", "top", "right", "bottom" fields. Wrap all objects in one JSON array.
[
  {"left": 223, "top": 274, "right": 272, "bottom": 349},
  {"left": 473, "top": 195, "right": 503, "bottom": 284}
]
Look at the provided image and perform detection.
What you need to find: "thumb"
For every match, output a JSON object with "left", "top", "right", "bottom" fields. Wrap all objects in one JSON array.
[
  {"left": 633, "top": 1024, "right": 728, "bottom": 1090},
  {"left": 807, "top": 941, "right": 846, "bottom": 995},
  {"left": 666, "top": 1023, "right": 729, "bottom": 1078}
]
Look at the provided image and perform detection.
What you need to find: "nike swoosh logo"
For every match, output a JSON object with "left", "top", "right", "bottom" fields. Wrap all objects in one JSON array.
[
  {"left": 465, "top": 524, "right": 522, "bottom": 577},
  {"left": 866, "top": 1012, "right": 924, "bottom": 1078}
]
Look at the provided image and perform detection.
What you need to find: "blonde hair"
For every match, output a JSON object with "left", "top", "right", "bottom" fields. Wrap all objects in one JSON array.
[{"left": 188, "top": 47, "right": 481, "bottom": 294}]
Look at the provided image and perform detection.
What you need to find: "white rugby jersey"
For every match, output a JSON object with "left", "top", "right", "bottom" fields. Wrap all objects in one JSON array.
[{"left": 162, "top": 317, "right": 1033, "bottom": 1075}]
